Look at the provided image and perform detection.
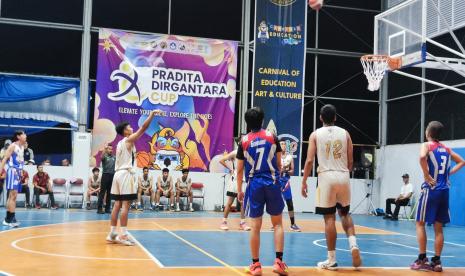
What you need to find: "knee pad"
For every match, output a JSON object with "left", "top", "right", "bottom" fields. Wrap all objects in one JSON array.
[{"left": 286, "top": 199, "right": 294, "bottom": 212}]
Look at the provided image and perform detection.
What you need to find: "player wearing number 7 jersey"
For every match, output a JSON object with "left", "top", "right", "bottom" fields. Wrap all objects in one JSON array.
[
  {"left": 301, "top": 104, "right": 361, "bottom": 270},
  {"left": 237, "top": 107, "right": 288, "bottom": 276}
]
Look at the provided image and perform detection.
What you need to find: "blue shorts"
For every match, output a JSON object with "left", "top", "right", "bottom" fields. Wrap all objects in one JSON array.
[
  {"left": 6, "top": 168, "right": 22, "bottom": 192},
  {"left": 279, "top": 175, "right": 292, "bottom": 201},
  {"left": 244, "top": 177, "right": 284, "bottom": 218},
  {"left": 416, "top": 186, "right": 450, "bottom": 224}
]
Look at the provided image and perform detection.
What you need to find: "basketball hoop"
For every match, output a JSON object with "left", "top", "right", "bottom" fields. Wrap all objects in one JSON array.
[{"left": 360, "top": 55, "right": 402, "bottom": 92}]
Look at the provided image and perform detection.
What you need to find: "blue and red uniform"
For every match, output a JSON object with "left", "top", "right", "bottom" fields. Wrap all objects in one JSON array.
[
  {"left": 236, "top": 129, "right": 283, "bottom": 218},
  {"left": 416, "top": 141, "right": 451, "bottom": 224}
]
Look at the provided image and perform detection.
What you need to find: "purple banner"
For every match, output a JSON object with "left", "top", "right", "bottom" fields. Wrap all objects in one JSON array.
[{"left": 91, "top": 29, "right": 238, "bottom": 172}]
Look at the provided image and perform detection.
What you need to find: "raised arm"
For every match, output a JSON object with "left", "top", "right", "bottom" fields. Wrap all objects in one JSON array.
[{"left": 126, "top": 109, "right": 161, "bottom": 144}]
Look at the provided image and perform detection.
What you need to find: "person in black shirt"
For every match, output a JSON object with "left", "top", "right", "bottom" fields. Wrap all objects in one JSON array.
[{"left": 97, "top": 143, "right": 116, "bottom": 214}]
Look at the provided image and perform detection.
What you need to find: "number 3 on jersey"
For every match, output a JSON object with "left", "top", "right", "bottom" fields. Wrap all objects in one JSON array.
[{"left": 325, "top": 140, "right": 342, "bottom": 160}]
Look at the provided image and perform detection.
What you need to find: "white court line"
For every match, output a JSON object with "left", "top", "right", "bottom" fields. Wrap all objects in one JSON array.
[
  {"left": 312, "top": 238, "right": 455, "bottom": 258},
  {"left": 0, "top": 270, "right": 14, "bottom": 276},
  {"left": 128, "top": 232, "right": 165, "bottom": 268},
  {"left": 395, "top": 232, "right": 465, "bottom": 247},
  {"left": 11, "top": 232, "right": 151, "bottom": 261},
  {"left": 382, "top": 240, "right": 438, "bottom": 255}
]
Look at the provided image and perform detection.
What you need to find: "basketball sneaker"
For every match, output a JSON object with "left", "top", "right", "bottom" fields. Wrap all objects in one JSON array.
[
  {"left": 220, "top": 221, "right": 229, "bottom": 230},
  {"left": 175, "top": 205, "right": 181, "bottom": 212},
  {"left": 410, "top": 257, "right": 432, "bottom": 271},
  {"left": 136, "top": 204, "right": 143, "bottom": 211},
  {"left": 11, "top": 217, "right": 20, "bottom": 227},
  {"left": 2, "top": 219, "right": 17, "bottom": 228},
  {"left": 351, "top": 245, "right": 362, "bottom": 268},
  {"left": 246, "top": 262, "right": 262, "bottom": 276},
  {"left": 290, "top": 224, "right": 301, "bottom": 232},
  {"left": 317, "top": 259, "right": 338, "bottom": 270},
  {"left": 431, "top": 259, "right": 443, "bottom": 272},
  {"left": 272, "top": 258, "right": 289, "bottom": 275},
  {"left": 189, "top": 207, "right": 195, "bottom": 212},
  {"left": 239, "top": 221, "right": 251, "bottom": 231},
  {"left": 116, "top": 235, "right": 135, "bottom": 246},
  {"left": 106, "top": 232, "right": 118, "bottom": 243}
]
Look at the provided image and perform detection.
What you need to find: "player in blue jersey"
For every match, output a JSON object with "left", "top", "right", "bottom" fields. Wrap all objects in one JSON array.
[
  {"left": 0, "top": 130, "right": 27, "bottom": 227},
  {"left": 237, "top": 107, "right": 288, "bottom": 276},
  {"left": 411, "top": 121, "right": 465, "bottom": 272}
]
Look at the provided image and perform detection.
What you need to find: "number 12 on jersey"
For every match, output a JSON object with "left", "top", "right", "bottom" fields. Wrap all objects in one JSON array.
[{"left": 325, "top": 140, "right": 342, "bottom": 160}]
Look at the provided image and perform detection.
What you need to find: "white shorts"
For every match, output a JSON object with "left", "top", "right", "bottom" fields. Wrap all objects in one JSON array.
[
  {"left": 111, "top": 170, "right": 137, "bottom": 201},
  {"left": 226, "top": 174, "right": 237, "bottom": 194},
  {"left": 316, "top": 171, "right": 351, "bottom": 215}
]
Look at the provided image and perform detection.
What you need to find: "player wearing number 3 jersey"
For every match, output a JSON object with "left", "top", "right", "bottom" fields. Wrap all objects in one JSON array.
[{"left": 301, "top": 104, "right": 361, "bottom": 270}]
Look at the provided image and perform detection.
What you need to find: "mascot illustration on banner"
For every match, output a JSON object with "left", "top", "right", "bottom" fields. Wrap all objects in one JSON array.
[{"left": 136, "top": 121, "right": 208, "bottom": 171}]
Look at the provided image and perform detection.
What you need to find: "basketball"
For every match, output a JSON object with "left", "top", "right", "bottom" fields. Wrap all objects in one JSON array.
[
  {"left": 309, "top": 0, "right": 323, "bottom": 10},
  {"left": 136, "top": 151, "right": 152, "bottom": 168}
]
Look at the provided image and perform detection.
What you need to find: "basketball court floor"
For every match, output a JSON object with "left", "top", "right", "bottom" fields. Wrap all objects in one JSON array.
[{"left": 0, "top": 209, "right": 464, "bottom": 275}]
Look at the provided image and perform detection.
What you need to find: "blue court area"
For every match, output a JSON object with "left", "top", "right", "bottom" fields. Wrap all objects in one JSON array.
[{"left": 2, "top": 209, "right": 465, "bottom": 269}]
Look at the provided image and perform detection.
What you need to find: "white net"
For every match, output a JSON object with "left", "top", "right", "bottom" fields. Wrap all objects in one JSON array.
[{"left": 360, "top": 55, "right": 389, "bottom": 92}]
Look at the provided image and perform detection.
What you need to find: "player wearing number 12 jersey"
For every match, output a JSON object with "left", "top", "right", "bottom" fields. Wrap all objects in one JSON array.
[
  {"left": 237, "top": 107, "right": 288, "bottom": 276},
  {"left": 301, "top": 104, "right": 361, "bottom": 270}
]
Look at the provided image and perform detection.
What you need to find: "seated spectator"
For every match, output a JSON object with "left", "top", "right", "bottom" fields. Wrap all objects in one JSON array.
[
  {"left": 0, "top": 140, "right": 12, "bottom": 161},
  {"left": 23, "top": 142, "right": 35, "bottom": 165},
  {"left": 86, "top": 167, "right": 101, "bottom": 210},
  {"left": 61, "top": 159, "right": 70, "bottom": 166},
  {"left": 175, "top": 169, "right": 194, "bottom": 212},
  {"left": 136, "top": 167, "right": 154, "bottom": 211},
  {"left": 384, "top": 173, "right": 413, "bottom": 221},
  {"left": 155, "top": 168, "right": 174, "bottom": 210},
  {"left": 19, "top": 169, "right": 32, "bottom": 208},
  {"left": 42, "top": 159, "right": 51, "bottom": 166},
  {"left": 33, "top": 165, "right": 58, "bottom": 209}
]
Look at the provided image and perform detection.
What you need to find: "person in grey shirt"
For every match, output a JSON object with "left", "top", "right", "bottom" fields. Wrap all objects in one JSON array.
[{"left": 97, "top": 143, "right": 116, "bottom": 214}]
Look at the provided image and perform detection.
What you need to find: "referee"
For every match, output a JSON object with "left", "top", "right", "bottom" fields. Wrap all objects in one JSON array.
[{"left": 97, "top": 143, "right": 116, "bottom": 214}]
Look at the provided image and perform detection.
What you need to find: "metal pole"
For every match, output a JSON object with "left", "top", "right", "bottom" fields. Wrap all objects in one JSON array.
[
  {"left": 420, "top": 67, "right": 426, "bottom": 142},
  {"left": 393, "top": 70, "right": 465, "bottom": 94},
  {"left": 168, "top": 0, "right": 172, "bottom": 35},
  {"left": 241, "top": 0, "right": 251, "bottom": 134},
  {"left": 78, "top": 0, "right": 92, "bottom": 132},
  {"left": 311, "top": 9, "right": 319, "bottom": 177}
]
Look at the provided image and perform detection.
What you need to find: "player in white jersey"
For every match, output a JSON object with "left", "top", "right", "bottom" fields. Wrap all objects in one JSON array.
[
  {"left": 0, "top": 130, "right": 27, "bottom": 227},
  {"left": 219, "top": 144, "right": 251, "bottom": 231},
  {"left": 301, "top": 104, "right": 361, "bottom": 270},
  {"left": 106, "top": 109, "right": 160, "bottom": 246},
  {"left": 175, "top": 168, "right": 194, "bottom": 212}
]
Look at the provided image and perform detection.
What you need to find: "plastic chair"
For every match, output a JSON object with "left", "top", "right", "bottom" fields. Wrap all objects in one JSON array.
[
  {"left": 68, "top": 178, "right": 84, "bottom": 208},
  {"left": 52, "top": 178, "right": 68, "bottom": 208},
  {"left": 191, "top": 183, "right": 205, "bottom": 211}
]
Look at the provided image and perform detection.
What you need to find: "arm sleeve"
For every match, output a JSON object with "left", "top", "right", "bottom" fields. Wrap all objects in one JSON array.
[{"left": 236, "top": 142, "right": 245, "bottom": 160}]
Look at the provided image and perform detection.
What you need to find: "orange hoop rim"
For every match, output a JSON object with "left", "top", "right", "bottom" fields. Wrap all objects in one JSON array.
[{"left": 360, "top": 54, "right": 390, "bottom": 61}]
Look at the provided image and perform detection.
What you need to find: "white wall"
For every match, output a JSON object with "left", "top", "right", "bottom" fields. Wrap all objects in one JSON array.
[
  {"left": 11, "top": 164, "right": 372, "bottom": 214},
  {"left": 375, "top": 139, "right": 465, "bottom": 209}
]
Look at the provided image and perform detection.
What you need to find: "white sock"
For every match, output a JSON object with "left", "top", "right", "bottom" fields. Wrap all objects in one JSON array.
[
  {"left": 189, "top": 203, "right": 193, "bottom": 208},
  {"left": 240, "top": 219, "right": 245, "bottom": 224},
  {"left": 348, "top": 235, "right": 357, "bottom": 248},
  {"left": 110, "top": 226, "right": 117, "bottom": 234},
  {"left": 121, "top": 227, "right": 128, "bottom": 235},
  {"left": 328, "top": 250, "right": 336, "bottom": 263},
  {"left": 176, "top": 203, "right": 179, "bottom": 207},
  {"left": 137, "top": 202, "right": 141, "bottom": 205},
  {"left": 222, "top": 218, "right": 227, "bottom": 223}
]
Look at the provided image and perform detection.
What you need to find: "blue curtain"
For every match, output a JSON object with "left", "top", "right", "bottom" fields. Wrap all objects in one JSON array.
[
  {"left": 0, "top": 118, "right": 60, "bottom": 137},
  {"left": 0, "top": 75, "right": 79, "bottom": 102}
]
